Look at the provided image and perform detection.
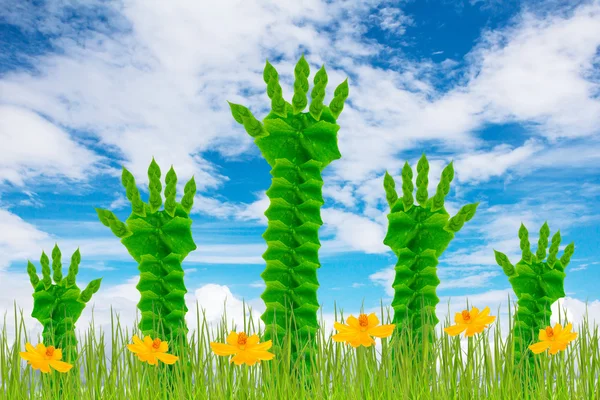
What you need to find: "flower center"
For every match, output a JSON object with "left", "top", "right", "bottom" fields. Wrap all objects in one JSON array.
[
  {"left": 237, "top": 332, "right": 248, "bottom": 347},
  {"left": 152, "top": 338, "right": 161, "bottom": 349},
  {"left": 358, "top": 314, "right": 369, "bottom": 331},
  {"left": 546, "top": 327, "right": 554, "bottom": 339},
  {"left": 45, "top": 346, "right": 55, "bottom": 357},
  {"left": 462, "top": 310, "right": 471, "bottom": 322}
]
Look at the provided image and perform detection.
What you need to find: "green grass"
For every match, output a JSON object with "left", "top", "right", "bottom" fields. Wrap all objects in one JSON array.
[{"left": 0, "top": 299, "right": 598, "bottom": 400}]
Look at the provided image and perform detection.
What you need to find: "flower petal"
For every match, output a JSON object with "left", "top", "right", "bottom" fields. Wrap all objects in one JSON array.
[
  {"left": 20, "top": 350, "right": 43, "bottom": 362},
  {"left": 332, "top": 332, "right": 359, "bottom": 343},
  {"left": 444, "top": 324, "right": 466, "bottom": 336},
  {"left": 477, "top": 307, "right": 491, "bottom": 318},
  {"left": 52, "top": 348, "right": 63, "bottom": 361},
  {"left": 210, "top": 342, "right": 239, "bottom": 356},
  {"left": 470, "top": 307, "right": 480, "bottom": 319},
  {"left": 367, "top": 313, "right": 380, "bottom": 328},
  {"left": 155, "top": 352, "right": 179, "bottom": 365},
  {"left": 38, "top": 362, "right": 51, "bottom": 373},
  {"left": 346, "top": 315, "right": 360, "bottom": 329},
  {"left": 246, "top": 335, "right": 260, "bottom": 346},
  {"left": 231, "top": 352, "right": 248, "bottom": 366},
  {"left": 143, "top": 336, "right": 153, "bottom": 347},
  {"left": 454, "top": 312, "right": 464, "bottom": 324},
  {"left": 479, "top": 316, "right": 496, "bottom": 325},
  {"left": 158, "top": 341, "right": 169, "bottom": 353},
  {"left": 464, "top": 324, "right": 484, "bottom": 337},
  {"left": 246, "top": 349, "right": 274, "bottom": 361},
  {"left": 49, "top": 360, "right": 73, "bottom": 373},
  {"left": 334, "top": 322, "right": 355, "bottom": 333},
  {"left": 553, "top": 323, "right": 563, "bottom": 336},
  {"left": 359, "top": 332, "right": 375, "bottom": 347},
  {"left": 368, "top": 324, "right": 395, "bottom": 338},
  {"left": 226, "top": 331, "right": 239, "bottom": 346},
  {"left": 247, "top": 340, "right": 272, "bottom": 352},
  {"left": 548, "top": 341, "right": 568, "bottom": 355},
  {"left": 25, "top": 343, "right": 37, "bottom": 353},
  {"left": 127, "top": 343, "right": 147, "bottom": 354},
  {"left": 132, "top": 335, "right": 144, "bottom": 346},
  {"left": 146, "top": 354, "right": 158, "bottom": 365},
  {"left": 35, "top": 343, "right": 47, "bottom": 356},
  {"left": 528, "top": 341, "right": 551, "bottom": 354}
]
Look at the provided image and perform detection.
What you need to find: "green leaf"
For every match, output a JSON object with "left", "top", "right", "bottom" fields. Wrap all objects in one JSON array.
[
  {"left": 383, "top": 212, "right": 418, "bottom": 251},
  {"left": 122, "top": 217, "right": 196, "bottom": 262},
  {"left": 51, "top": 244, "right": 63, "bottom": 284},
  {"left": 540, "top": 269, "right": 566, "bottom": 300},
  {"left": 41, "top": 251, "right": 51, "bottom": 289},
  {"left": 31, "top": 291, "right": 55, "bottom": 321},
  {"left": 181, "top": 176, "right": 196, "bottom": 214},
  {"left": 121, "top": 167, "right": 145, "bottom": 217},
  {"left": 228, "top": 102, "right": 267, "bottom": 138},
  {"left": 535, "top": 222, "right": 550, "bottom": 261},
  {"left": 401, "top": 162, "right": 414, "bottom": 212},
  {"left": 309, "top": 66, "right": 327, "bottom": 120},
  {"left": 79, "top": 278, "right": 102, "bottom": 303},
  {"left": 329, "top": 79, "right": 349, "bottom": 119},
  {"left": 148, "top": 158, "right": 163, "bottom": 213},
  {"left": 164, "top": 166, "right": 177, "bottom": 217},
  {"left": 494, "top": 250, "right": 515, "bottom": 276},
  {"left": 430, "top": 162, "right": 453, "bottom": 212},
  {"left": 299, "top": 120, "right": 342, "bottom": 166},
  {"left": 519, "top": 223, "right": 532, "bottom": 263},
  {"left": 292, "top": 55, "right": 310, "bottom": 113},
  {"left": 559, "top": 242, "right": 575, "bottom": 268},
  {"left": 416, "top": 154, "right": 429, "bottom": 206},
  {"left": 27, "top": 261, "right": 39, "bottom": 288},
  {"left": 65, "top": 248, "right": 81, "bottom": 287},
  {"left": 95, "top": 208, "right": 132, "bottom": 239},
  {"left": 383, "top": 171, "right": 398, "bottom": 209}
]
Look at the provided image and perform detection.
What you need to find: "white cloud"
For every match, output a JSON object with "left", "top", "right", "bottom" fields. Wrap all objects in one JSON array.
[
  {"left": 322, "top": 208, "right": 388, "bottom": 254},
  {"left": 453, "top": 139, "right": 545, "bottom": 183},
  {"left": 0, "top": 209, "right": 51, "bottom": 271},
  {"left": 466, "top": 3, "right": 600, "bottom": 139},
  {"left": 0, "top": 105, "right": 104, "bottom": 186}
]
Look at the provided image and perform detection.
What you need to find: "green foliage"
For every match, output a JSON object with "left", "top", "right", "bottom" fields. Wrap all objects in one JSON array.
[
  {"left": 228, "top": 56, "right": 348, "bottom": 365},
  {"left": 27, "top": 245, "right": 101, "bottom": 363},
  {"left": 383, "top": 155, "right": 478, "bottom": 346},
  {"left": 494, "top": 222, "right": 574, "bottom": 366},
  {"left": 95, "top": 159, "right": 197, "bottom": 349}
]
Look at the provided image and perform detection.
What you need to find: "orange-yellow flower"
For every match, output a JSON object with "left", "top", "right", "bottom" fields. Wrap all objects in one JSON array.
[
  {"left": 332, "top": 313, "right": 395, "bottom": 347},
  {"left": 126, "top": 335, "right": 179, "bottom": 365},
  {"left": 19, "top": 343, "right": 73, "bottom": 373},
  {"left": 528, "top": 323, "right": 578, "bottom": 355},
  {"left": 210, "top": 331, "right": 274, "bottom": 366},
  {"left": 444, "top": 306, "right": 496, "bottom": 337}
]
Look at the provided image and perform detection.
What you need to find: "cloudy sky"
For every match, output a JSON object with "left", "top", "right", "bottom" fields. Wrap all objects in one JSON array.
[{"left": 1, "top": 0, "right": 599, "bottom": 346}]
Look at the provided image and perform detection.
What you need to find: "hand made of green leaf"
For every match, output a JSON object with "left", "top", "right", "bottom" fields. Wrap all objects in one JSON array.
[
  {"left": 228, "top": 56, "right": 348, "bottom": 367},
  {"left": 95, "top": 159, "right": 196, "bottom": 348},
  {"left": 383, "top": 154, "right": 478, "bottom": 344},
  {"left": 27, "top": 245, "right": 102, "bottom": 364},
  {"left": 494, "top": 222, "right": 574, "bottom": 366}
]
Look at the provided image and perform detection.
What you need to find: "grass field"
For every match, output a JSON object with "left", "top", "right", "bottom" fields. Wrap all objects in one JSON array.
[{"left": 0, "top": 300, "right": 598, "bottom": 400}]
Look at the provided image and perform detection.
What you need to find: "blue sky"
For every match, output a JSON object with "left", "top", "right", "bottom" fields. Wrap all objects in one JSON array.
[{"left": 1, "top": 0, "right": 599, "bottom": 343}]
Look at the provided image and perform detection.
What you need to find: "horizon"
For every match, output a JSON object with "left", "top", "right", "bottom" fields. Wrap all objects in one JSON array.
[{"left": 1, "top": 0, "right": 599, "bottom": 347}]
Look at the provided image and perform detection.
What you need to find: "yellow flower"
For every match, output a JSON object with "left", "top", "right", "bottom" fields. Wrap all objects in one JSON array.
[
  {"left": 444, "top": 306, "right": 496, "bottom": 337},
  {"left": 528, "top": 323, "right": 578, "bottom": 355},
  {"left": 126, "top": 335, "right": 179, "bottom": 365},
  {"left": 210, "top": 331, "right": 274, "bottom": 366},
  {"left": 19, "top": 343, "right": 73, "bottom": 373},
  {"left": 332, "top": 313, "right": 395, "bottom": 347}
]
